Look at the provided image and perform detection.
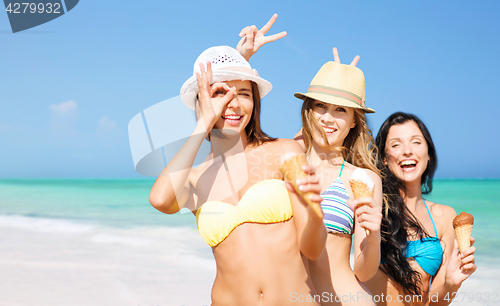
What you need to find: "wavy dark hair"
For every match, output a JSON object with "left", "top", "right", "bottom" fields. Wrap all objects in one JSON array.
[{"left": 375, "top": 112, "right": 438, "bottom": 296}]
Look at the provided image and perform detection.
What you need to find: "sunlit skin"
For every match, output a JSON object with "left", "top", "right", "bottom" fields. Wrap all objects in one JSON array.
[
  {"left": 310, "top": 101, "right": 356, "bottom": 151},
  {"left": 385, "top": 121, "right": 429, "bottom": 187},
  {"left": 364, "top": 120, "right": 477, "bottom": 306},
  {"left": 212, "top": 80, "right": 253, "bottom": 139},
  {"left": 301, "top": 100, "right": 382, "bottom": 306},
  {"left": 150, "top": 57, "right": 327, "bottom": 305}
]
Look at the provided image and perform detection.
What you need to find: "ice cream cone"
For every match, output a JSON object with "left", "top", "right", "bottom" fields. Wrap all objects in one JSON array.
[
  {"left": 349, "top": 179, "right": 374, "bottom": 199},
  {"left": 279, "top": 154, "right": 323, "bottom": 218},
  {"left": 349, "top": 170, "right": 375, "bottom": 236},
  {"left": 453, "top": 212, "right": 474, "bottom": 253}
]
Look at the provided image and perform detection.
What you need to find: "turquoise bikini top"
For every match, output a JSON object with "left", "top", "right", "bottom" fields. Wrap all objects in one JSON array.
[{"left": 404, "top": 199, "right": 443, "bottom": 276}]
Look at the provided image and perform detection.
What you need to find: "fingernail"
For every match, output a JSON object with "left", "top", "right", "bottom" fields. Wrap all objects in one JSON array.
[{"left": 298, "top": 185, "right": 304, "bottom": 191}]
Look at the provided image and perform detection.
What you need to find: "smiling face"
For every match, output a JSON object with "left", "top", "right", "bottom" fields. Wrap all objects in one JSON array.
[
  {"left": 212, "top": 80, "right": 254, "bottom": 137},
  {"left": 385, "top": 120, "right": 430, "bottom": 186},
  {"left": 310, "top": 100, "right": 356, "bottom": 148}
]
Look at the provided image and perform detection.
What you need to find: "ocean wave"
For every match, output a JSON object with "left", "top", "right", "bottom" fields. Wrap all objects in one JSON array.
[{"left": 0, "top": 214, "right": 94, "bottom": 234}]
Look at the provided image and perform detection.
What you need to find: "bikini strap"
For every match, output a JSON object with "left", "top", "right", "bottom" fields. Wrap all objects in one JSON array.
[
  {"left": 423, "top": 199, "right": 438, "bottom": 237},
  {"left": 338, "top": 160, "right": 345, "bottom": 178}
]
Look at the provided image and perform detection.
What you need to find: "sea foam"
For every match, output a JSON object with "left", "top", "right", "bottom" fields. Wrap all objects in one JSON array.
[{"left": 0, "top": 214, "right": 94, "bottom": 234}]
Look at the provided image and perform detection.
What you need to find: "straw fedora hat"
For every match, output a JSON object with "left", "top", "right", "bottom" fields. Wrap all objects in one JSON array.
[
  {"left": 294, "top": 61, "right": 375, "bottom": 113},
  {"left": 180, "top": 46, "right": 272, "bottom": 110}
]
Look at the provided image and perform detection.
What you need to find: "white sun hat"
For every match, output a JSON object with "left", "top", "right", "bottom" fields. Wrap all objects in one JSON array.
[{"left": 180, "top": 46, "right": 272, "bottom": 110}]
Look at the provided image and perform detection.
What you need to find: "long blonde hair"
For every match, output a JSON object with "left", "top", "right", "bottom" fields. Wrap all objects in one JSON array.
[{"left": 301, "top": 97, "right": 380, "bottom": 176}]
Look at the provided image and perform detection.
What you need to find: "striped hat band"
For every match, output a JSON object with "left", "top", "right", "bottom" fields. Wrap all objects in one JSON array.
[{"left": 307, "top": 85, "right": 364, "bottom": 107}]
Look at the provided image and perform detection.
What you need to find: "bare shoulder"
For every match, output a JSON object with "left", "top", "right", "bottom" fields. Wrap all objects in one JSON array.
[
  {"left": 265, "top": 138, "right": 304, "bottom": 155},
  {"left": 426, "top": 200, "right": 457, "bottom": 236},
  {"left": 292, "top": 128, "right": 306, "bottom": 151},
  {"left": 427, "top": 201, "right": 457, "bottom": 219}
]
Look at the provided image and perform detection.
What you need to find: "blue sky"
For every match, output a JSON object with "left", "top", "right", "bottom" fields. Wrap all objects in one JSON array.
[{"left": 1, "top": 0, "right": 499, "bottom": 178}]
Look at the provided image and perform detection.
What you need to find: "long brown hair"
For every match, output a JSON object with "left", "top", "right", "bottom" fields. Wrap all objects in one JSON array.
[
  {"left": 245, "top": 82, "right": 276, "bottom": 145},
  {"left": 196, "top": 81, "right": 275, "bottom": 145},
  {"left": 301, "top": 97, "right": 380, "bottom": 176}
]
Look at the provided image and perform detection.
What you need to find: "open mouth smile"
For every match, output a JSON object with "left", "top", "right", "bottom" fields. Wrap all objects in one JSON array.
[
  {"left": 322, "top": 126, "right": 337, "bottom": 134},
  {"left": 399, "top": 159, "right": 417, "bottom": 172},
  {"left": 222, "top": 115, "right": 243, "bottom": 126}
]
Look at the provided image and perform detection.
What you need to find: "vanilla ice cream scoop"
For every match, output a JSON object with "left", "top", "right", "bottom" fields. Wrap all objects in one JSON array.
[{"left": 349, "top": 168, "right": 375, "bottom": 199}]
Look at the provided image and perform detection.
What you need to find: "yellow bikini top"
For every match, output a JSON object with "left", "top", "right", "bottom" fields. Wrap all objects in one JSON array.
[{"left": 195, "top": 179, "right": 293, "bottom": 247}]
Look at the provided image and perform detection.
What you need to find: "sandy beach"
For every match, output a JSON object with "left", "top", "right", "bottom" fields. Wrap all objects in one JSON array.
[
  {"left": 0, "top": 179, "right": 498, "bottom": 306},
  {"left": 0, "top": 216, "right": 215, "bottom": 306}
]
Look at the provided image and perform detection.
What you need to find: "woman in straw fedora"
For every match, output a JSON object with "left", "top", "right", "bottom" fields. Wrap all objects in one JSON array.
[
  {"left": 363, "top": 112, "right": 477, "bottom": 306},
  {"left": 149, "top": 43, "right": 328, "bottom": 305},
  {"left": 238, "top": 21, "right": 382, "bottom": 305}
]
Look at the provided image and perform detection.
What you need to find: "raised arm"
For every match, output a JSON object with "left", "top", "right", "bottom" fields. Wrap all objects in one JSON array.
[
  {"left": 236, "top": 14, "right": 287, "bottom": 61},
  {"left": 428, "top": 207, "right": 477, "bottom": 305},
  {"left": 149, "top": 62, "right": 236, "bottom": 214},
  {"left": 351, "top": 170, "right": 383, "bottom": 282},
  {"left": 279, "top": 139, "right": 327, "bottom": 260}
]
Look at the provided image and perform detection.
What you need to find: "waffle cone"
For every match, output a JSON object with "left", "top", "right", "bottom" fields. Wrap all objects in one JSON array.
[
  {"left": 279, "top": 155, "right": 323, "bottom": 218},
  {"left": 454, "top": 224, "right": 473, "bottom": 253},
  {"left": 348, "top": 179, "right": 374, "bottom": 236},
  {"left": 349, "top": 180, "right": 374, "bottom": 201}
]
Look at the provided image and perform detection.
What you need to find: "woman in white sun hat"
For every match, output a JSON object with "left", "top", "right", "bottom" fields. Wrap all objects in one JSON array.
[
  {"left": 238, "top": 16, "right": 382, "bottom": 305},
  {"left": 149, "top": 44, "right": 327, "bottom": 305}
]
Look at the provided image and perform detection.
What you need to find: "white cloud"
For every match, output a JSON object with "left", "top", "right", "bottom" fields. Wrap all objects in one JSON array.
[
  {"left": 50, "top": 100, "right": 78, "bottom": 116},
  {"left": 97, "top": 116, "right": 118, "bottom": 134}
]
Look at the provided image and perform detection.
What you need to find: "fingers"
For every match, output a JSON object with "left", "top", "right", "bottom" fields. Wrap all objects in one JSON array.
[
  {"left": 333, "top": 47, "right": 340, "bottom": 63},
  {"left": 461, "top": 251, "right": 475, "bottom": 267},
  {"left": 296, "top": 178, "right": 321, "bottom": 194},
  {"left": 236, "top": 35, "right": 246, "bottom": 52},
  {"left": 355, "top": 203, "right": 382, "bottom": 232},
  {"left": 460, "top": 246, "right": 477, "bottom": 272},
  {"left": 307, "top": 193, "right": 324, "bottom": 204},
  {"left": 350, "top": 55, "right": 360, "bottom": 67},
  {"left": 470, "top": 236, "right": 475, "bottom": 246},
  {"left": 332, "top": 47, "right": 360, "bottom": 66},
  {"left": 285, "top": 181, "right": 323, "bottom": 204},
  {"left": 210, "top": 82, "right": 231, "bottom": 97},
  {"left": 260, "top": 13, "right": 278, "bottom": 34},
  {"left": 462, "top": 263, "right": 477, "bottom": 274},
  {"left": 460, "top": 246, "right": 476, "bottom": 258},
  {"left": 196, "top": 62, "right": 209, "bottom": 92},
  {"left": 264, "top": 31, "right": 287, "bottom": 44},
  {"left": 300, "top": 164, "right": 316, "bottom": 176},
  {"left": 198, "top": 61, "right": 212, "bottom": 84},
  {"left": 353, "top": 197, "right": 373, "bottom": 207},
  {"left": 239, "top": 26, "right": 249, "bottom": 37},
  {"left": 247, "top": 25, "right": 257, "bottom": 45},
  {"left": 220, "top": 86, "right": 236, "bottom": 103}
]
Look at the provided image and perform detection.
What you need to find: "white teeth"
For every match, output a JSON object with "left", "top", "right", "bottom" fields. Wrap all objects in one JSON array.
[
  {"left": 400, "top": 160, "right": 416, "bottom": 166},
  {"left": 223, "top": 115, "right": 241, "bottom": 120},
  {"left": 323, "top": 127, "right": 335, "bottom": 133}
]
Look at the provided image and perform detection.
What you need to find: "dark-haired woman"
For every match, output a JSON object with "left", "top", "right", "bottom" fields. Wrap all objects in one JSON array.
[{"left": 364, "top": 112, "right": 477, "bottom": 305}]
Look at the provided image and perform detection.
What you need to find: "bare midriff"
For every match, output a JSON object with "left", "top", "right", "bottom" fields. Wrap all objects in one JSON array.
[
  {"left": 364, "top": 262, "right": 431, "bottom": 306},
  {"left": 210, "top": 220, "right": 319, "bottom": 306},
  {"left": 309, "top": 233, "right": 376, "bottom": 306}
]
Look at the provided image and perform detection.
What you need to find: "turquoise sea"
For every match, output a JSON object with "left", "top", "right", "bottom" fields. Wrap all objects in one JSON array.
[{"left": 0, "top": 178, "right": 499, "bottom": 305}]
